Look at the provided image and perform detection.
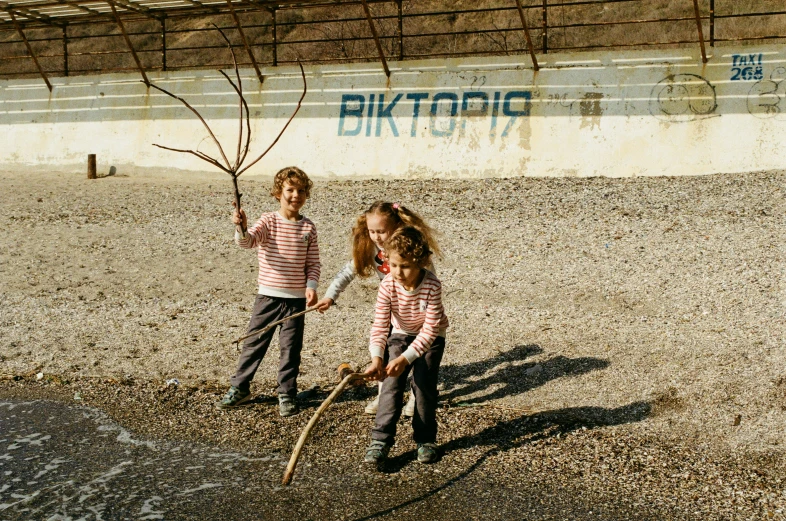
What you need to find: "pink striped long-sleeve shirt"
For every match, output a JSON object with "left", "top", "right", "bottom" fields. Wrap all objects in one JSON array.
[
  {"left": 369, "top": 270, "right": 449, "bottom": 363},
  {"left": 235, "top": 211, "right": 321, "bottom": 299}
]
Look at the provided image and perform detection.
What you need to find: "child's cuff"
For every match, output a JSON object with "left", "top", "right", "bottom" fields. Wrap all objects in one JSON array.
[
  {"left": 402, "top": 348, "right": 419, "bottom": 364},
  {"left": 324, "top": 286, "right": 340, "bottom": 302},
  {"left": 369, "top": 345, "right": 385, "bottom": 360},
  {"left": 306, "top": 280, "right": 318, "bottom": 291}
]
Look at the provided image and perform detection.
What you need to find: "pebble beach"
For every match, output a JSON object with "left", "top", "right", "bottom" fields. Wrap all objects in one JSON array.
[{"left": 1, "top": 167, "right": 784, "bottom": 520}]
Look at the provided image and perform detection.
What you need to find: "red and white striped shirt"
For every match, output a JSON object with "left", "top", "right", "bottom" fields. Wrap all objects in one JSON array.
[
  {"left": 369, "top": 270, "right": 449, "bottom": 363},
  {"left": 235, "top": 211, "right": 321, "bottom": 298}
]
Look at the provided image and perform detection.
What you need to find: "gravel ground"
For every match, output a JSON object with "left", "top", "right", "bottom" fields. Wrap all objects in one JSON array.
[{"left": 1, "top": 168, "right": 784, "bottom": 519}]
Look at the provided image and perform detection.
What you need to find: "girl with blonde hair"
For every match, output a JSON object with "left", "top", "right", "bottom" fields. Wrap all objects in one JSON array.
[{"left": 316, "top": 201, "right": 440, "bottom": 415}]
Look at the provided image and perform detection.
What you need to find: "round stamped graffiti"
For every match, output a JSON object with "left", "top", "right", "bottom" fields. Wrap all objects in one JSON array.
[
  {"left": 650, "top": 74, "right": 717, "bottom": 122},
  {"left": 747, "top": 67, "right": 786, "bottom": 120}
]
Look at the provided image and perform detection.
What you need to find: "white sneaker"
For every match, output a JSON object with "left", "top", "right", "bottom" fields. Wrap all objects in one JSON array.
[
  {"left": 365, "top": 395, "right": 379, "bottom": 415},
  {"left": 403, "top": 392, "right": 416, "bottom": 417}
]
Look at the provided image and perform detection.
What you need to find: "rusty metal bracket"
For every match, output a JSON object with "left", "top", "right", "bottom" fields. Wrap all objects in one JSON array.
[
  {"left": 107, "top": 0, "right": 150, "bottom": 86},
  {"left": 514, "top": 0, "right": 539, "bottom": 71},
  {"left": 360, "top": 0, "right": 390, "bottom": 77},
  {"left": 9, "top": 11, "right": 52, "bottom": 90},
  {"left": 225, "top": 0, "right": 264, "bottom": 84},
  {"left": 692, "top": 0, "right": 708, "bottom": 63}
]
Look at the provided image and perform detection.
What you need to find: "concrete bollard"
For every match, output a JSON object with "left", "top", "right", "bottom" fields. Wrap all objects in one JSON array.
[{"left": 87, "top": 154, "right": 97, "bottom": 179}]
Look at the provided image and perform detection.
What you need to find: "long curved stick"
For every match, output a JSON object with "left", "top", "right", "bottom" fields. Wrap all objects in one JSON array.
[
  {"left": 282, "top": 371, "right": 366, "bottom": 485},
  {"left": 233, "top": 306, "right": 318, "bottom": 348}
]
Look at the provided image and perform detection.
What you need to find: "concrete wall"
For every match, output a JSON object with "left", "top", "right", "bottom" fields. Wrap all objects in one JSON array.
[{"left": 2, "top": 44, "right": 786, "bottom": 179}]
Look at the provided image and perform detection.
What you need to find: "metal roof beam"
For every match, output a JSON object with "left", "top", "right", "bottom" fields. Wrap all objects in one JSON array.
[
  {"left": 514, "top": 0, "right": 539, "bottom": 71},
  {"left": 107, "top": 0, "right": 162, "bottom": 21},
  {"left": 53, "top": 0, "right": 106, "bottom": 20},
  {"left": 226, "top": 0, "right": 263, "bottom": 83},
  {"left": 0, "top": 0, "right": 62, "bottom": 26},
  {"left": 8, "top": 10, "right": 53, "bottom": 90},
  {"left": 359, "top": 0, "right": 389, "bottom": 77},
  {"left": 692, "top": 0, "right": 707, "bottom": 63},
  {"left": 107, "top": 0, "right": 149, "bottom": 85}
]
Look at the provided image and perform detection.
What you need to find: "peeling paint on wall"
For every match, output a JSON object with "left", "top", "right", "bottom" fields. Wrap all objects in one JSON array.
[{"left": 579, "top": 92, "right": 604, "bottom": 130}]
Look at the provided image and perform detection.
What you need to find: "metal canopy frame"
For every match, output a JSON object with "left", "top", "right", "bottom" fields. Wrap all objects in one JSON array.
[
  {"left": 0, "top": 0, "right": 393, "bottom": 28},
  {"left": 2, "top": 0, "right": 785, "bottom": 89}
]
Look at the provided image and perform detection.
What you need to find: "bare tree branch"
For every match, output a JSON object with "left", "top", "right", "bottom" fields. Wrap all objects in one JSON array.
[
  {"left": 218, "top": 69, "right": 252, "bottom": 170},
  {"left": 237, "top": 62, "right": 307, "bottom": 177},
  {"left": 147, "top": 82, "right": 233, "bottom": 170},
  {"left": 148, "top": 28, "right": 308, "bottom": 234},
  {"left": 152, "top": 143, "right": 230, "bottom": 173},
  {"left": 212, "top": 24, "right": 250, "bottom": 172}
]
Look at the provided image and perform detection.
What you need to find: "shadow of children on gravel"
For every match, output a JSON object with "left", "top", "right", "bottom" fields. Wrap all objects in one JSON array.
[
  {"left": 376, "top": 345, "right": 614, "bottom": 473},
  {"left": 439, "top": 344, "right": 610, "bottom": 406},
  {"left": 354, "top": 400, "right": 652, "bottom": 521}
]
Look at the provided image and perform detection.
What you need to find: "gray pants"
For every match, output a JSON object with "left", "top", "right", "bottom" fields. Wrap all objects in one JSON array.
[
  {"left": 372, "top": 334, "right": 445, "bottom": 445},
  {"left": 230, "top": 295, "right": 306, "bottom": 397}
]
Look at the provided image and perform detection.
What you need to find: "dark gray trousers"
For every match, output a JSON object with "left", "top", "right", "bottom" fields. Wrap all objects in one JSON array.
[
  {"left": 230, "top": 295, "right": 306, "bottom": 397},
  {"left": 372, "top": 334, "right": 445, "bottom": 445}
]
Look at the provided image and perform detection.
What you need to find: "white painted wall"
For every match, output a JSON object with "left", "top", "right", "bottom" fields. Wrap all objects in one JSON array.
[{"left": 2, "top": 44, "right": 786, "bottom": 178}]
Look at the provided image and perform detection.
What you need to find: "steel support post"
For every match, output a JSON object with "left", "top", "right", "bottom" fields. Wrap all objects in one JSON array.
[{"left": 514, "top": 0, "right": 539, "bottom": 71}]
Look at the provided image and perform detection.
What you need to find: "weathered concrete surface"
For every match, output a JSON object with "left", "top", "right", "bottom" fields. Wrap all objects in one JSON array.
[{"left": 2, "top": 45, "right": 786, "bottom": 178}]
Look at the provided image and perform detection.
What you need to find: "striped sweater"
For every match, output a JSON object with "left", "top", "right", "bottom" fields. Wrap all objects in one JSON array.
[
  {"left": 369, "top": 270, "right": 449, "bottom": 363},
  {"left": 235, "top": 211, "right": 321, "bottom": 298}
]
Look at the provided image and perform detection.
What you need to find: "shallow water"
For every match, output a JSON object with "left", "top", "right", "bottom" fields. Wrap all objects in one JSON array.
[{"left": 0, "top": 400, "right": 283, "bottom": 520}]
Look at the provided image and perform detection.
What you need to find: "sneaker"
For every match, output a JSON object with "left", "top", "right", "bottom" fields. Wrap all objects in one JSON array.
[
  {"left": 363, "top": 440, "right": 391, "bottom": 464},
  {"left": 364, "top": 395, "right": 379, "bottom": 415},
  {"left": 278, "top": 394, "right": 299, "bottom": 417},
  {"left": 417, "top": 443, "right": 439, "bottom": 464},
  {"left": 216, "top": 386, "right": 251, "bottom": 409},
  {"left": 403, "top": 392, "right": 416, "bottom": 418}
]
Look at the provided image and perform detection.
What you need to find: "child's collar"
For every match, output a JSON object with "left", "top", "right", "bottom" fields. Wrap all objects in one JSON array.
[{"left": 277, "top": 209, "right": 303, "bottom": 222}]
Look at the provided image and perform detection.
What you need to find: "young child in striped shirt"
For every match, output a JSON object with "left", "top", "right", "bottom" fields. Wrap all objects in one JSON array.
[
  {"left": 314, "top": 201, "right": 440, "bottom": 417},
  {"left": 216, "top": 166, "right": 321, "bottom": 417},
  {"left": 363, "top": 226, "right": 449, "bottom": 465}
]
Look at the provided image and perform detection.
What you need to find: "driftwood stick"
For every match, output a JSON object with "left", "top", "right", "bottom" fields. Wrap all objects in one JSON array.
[
  {"left": 282, "top": 371, "right": 366, "bottom": 485},
  {"left": 233, "top": 306, "right": 318, "bottom": 347}
]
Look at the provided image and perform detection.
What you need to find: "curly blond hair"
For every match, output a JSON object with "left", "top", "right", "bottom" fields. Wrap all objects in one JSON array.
[
  {"left": 383, "top": 226, "right": 433, "bottom": 268},
  {"left": 352, "top": 201, "right": 440, "bottom": 277},
  {"left": 271, "top": 166, "right": 313, "bottom": 199}
]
